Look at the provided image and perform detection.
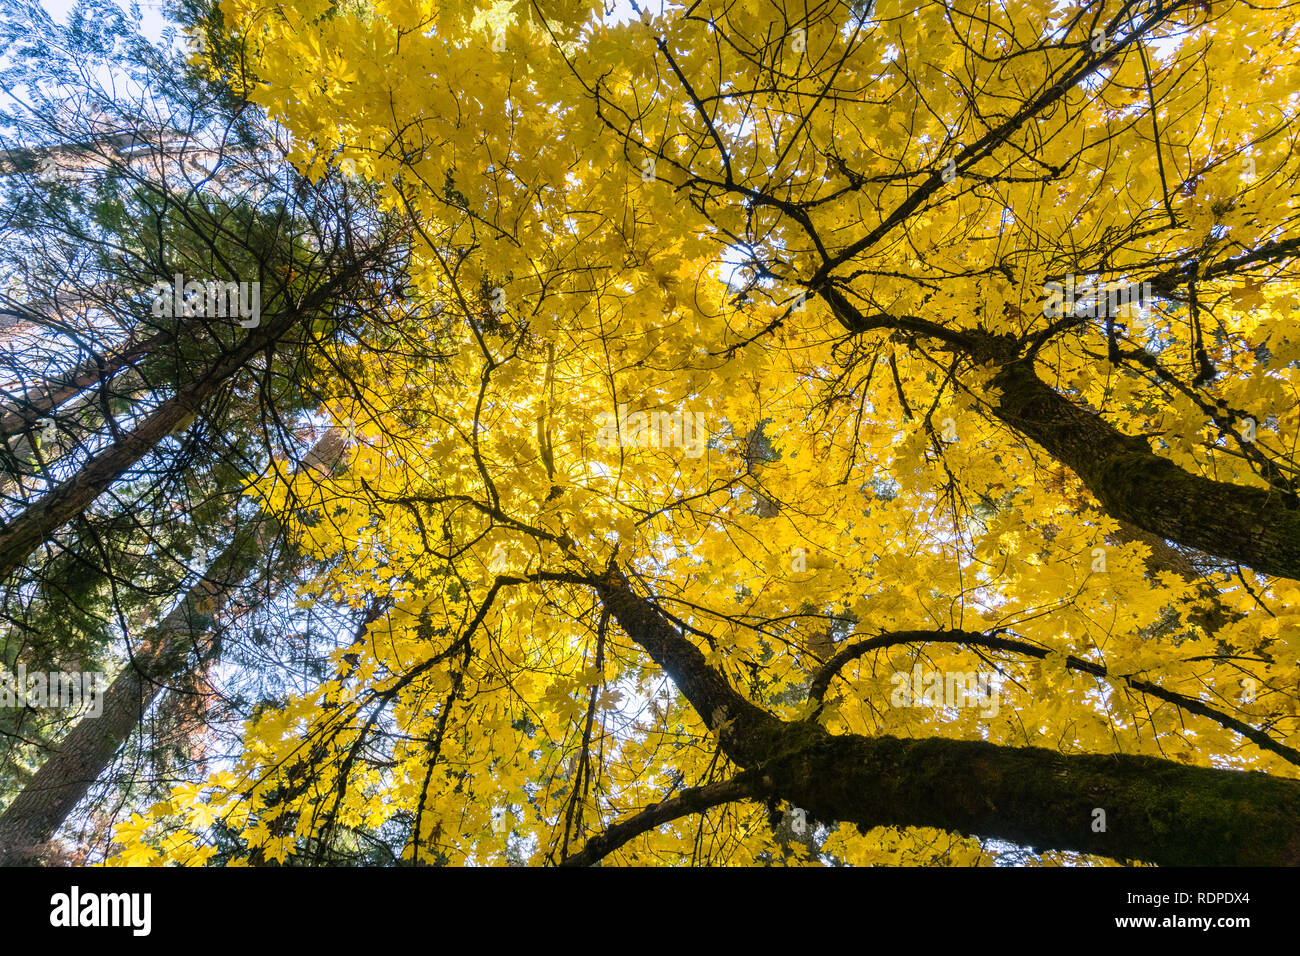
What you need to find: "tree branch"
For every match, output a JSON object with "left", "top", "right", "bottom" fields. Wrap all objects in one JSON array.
[
  {"left": 589, "top": 567, "right": 1300, "bottom": 865},
  {"left": 807, "top": 627, "right": 1300, "bottom": 767},
  {"left": 559, "top": 771, "right": 765, "bottom": 867}
]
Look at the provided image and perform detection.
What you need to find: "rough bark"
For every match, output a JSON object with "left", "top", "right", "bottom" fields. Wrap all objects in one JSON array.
[
  {"left": 0, "top": 327, "right": 168, "bottom": 442},
  {"left": 0, "top": 427, "right": 349, "bottom": 865},
  {"left": 584, "top": 564, "right": 1300, "bottom": 866},
  {"left": 0, "top": 130, "right": 189, "bottom": 177},
  {"left": 1, "top": 368, "right": 150, "bottom": 503},
  {"left": 984, "top": 349, "right": 1300, "bottom": 581},
  {"left": 826, "top": 290, "right": 1300, "bottom": 580},
  {"left": 0, "top": 265, "right": 363, "bottom": 583}
]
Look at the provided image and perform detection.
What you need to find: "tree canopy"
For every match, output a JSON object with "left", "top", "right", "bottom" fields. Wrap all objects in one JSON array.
[{"left": 5, "top": 0, "right": 1300, "bottom": 867}]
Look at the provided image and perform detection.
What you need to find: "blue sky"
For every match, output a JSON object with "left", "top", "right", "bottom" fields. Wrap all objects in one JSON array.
[{"left": 40, "top": 0, "right": 170, "bottom": 40}]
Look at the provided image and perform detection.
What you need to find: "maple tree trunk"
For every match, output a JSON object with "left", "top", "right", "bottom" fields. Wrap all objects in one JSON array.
[
  {"left": 829, "top": 299, "right": 1300, "bottom": 581},
  {"left": 587, "top": 565, "right": 1300, "bottom": 866},
  {"left": 0, "top": 428, "right": 348, "bottom": 865},
  {"left": 981, "top": 349, "right": 1300, "bottom": 582},
  {"left": 761, "top": 733, "right": 1300, "bottom": 867}
]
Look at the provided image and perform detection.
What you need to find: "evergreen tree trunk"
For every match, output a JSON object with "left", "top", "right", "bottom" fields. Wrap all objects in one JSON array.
[
  {"left": 0, "top": 257, "right": 371, "bottom": 583},
  {"left": 0, "top": 427, "right": 348, "bottom": 864},
  {"left": 0, "top": 327, "right": 167, "bottom": 443}
]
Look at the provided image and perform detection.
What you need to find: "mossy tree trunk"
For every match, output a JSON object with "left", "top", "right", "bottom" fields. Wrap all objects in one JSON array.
[{"left": 575, "top": 564, "right": 1300, "bottom": 866}]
